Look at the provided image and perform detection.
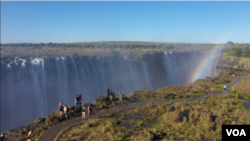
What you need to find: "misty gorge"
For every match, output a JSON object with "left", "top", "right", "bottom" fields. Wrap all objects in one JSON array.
[{"left": 1, "top": 51, "right": 216, "bottom": 132}]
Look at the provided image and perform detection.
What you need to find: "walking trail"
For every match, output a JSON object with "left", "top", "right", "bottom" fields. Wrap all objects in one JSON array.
[{"left": 39, "top": 75, "right": 248, "bottom": 141}]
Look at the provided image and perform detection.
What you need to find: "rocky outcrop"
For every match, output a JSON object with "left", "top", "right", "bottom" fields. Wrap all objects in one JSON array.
[
  {"left": 169, "top": 106, "right": 176, "bottom": 112},
  {"left": 175, "top": 110, "right": 190, "bottom": 122},
  {"left": 94, "top": 96, "right": 109, "bottom": 105}
]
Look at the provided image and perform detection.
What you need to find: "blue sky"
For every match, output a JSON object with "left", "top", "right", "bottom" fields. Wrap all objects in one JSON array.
[{"left": 1, "top": 1, "right": 250, "bottom": 43}]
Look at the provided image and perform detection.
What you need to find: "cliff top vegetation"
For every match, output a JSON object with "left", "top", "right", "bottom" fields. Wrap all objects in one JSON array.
[
  {"left": 1, "top": 41, "right": 223, "bottom": 60},
  {"left": 215, "top": 41, "right": 250, "bottom": 71}
]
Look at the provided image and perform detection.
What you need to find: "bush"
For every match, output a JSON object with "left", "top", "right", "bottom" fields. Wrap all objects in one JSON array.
[
  {"left": 242, "top": 47, "right": 250, "bottom": 58},
  {"left": 222, "top": 46, "right": 242, "bottom": 57},
  {"left": 71, "top": 52, "right": 79, "bottom": 58}
]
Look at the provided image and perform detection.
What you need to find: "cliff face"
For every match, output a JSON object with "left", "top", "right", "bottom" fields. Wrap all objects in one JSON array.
[
  {"left": 212, "top": 55, "right": 250, "bottom": 76},
  {"left": 1, "top": 51, "right": 213, "bottom": 132}
]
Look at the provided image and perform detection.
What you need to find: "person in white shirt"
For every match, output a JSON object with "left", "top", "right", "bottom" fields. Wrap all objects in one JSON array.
[{"left": 224, "top": 85, "right": 227, "bottom": 92}]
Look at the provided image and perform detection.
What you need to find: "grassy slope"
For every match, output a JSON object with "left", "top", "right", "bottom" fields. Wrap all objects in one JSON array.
[
  {"left": 57, "top": 93, "right": 250, "bottom": 141},
  {"left": 55, "top": 69, "right": 250, "bottom": 141}
]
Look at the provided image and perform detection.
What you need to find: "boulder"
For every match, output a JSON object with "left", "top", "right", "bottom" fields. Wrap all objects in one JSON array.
[
  {"left": 209, "top": 115, "right": 217, "bottom": 122},
  {"left": 116, "top": 120, "right": 121, "bottom": 125},
  {"left": 175, "top": 110, "right": 190, "bottom": 122},
  {"left": 68, "top": 106, "right": 74, "bottom": 111},
  {"left": 18, "top": 130, "right": 27, "bottom": 136},
  {"left": 84, "top": 103, "right": 94, "bottom": 107},
  {"left": 124, "top": 97, "right": 130, "bottom": 101},
  {"left": 149, "top": 131, "right": 156, "bottom": 141},
  {"left": 34, "top": 118, "right": 45, "bottom": 123},
  {"left": 94, "top": 96, "right": 108, "bottom": 105},
  {"left": 178, "top": 95, "right": 184, "bottom": 99},
  {"left": 99, "top": 105, "right": 106, "bottom": 109},
  {"left": 75, "top": 107, "right": 82, "bottom": 113},
  {"left": 169, "top": 106, "right": 176, "bottom": 112}
]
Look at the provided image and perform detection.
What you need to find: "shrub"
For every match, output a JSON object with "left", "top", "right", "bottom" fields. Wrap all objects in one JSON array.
[{"left": 71, "top": 52, "right": 79, "bottom": 58}]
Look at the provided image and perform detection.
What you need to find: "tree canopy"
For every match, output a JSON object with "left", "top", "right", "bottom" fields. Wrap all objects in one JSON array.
[{"left": 221, "top": 46, "right": 250, "bottom": 58}]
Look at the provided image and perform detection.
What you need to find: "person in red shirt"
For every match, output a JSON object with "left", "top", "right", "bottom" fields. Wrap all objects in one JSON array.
[
  {"left": 58, "top": 101, "right": 63, "bottom": 116},
  {"left": 79, "top": 95, "right": 82, "bottom": 108}
]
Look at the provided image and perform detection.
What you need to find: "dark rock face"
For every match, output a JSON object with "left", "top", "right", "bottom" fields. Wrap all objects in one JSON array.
[
  {"left": 209, "top": 115, "right": 217, "bottom": 122},
  {"left": 149, "top": 131, "right": 156, "bottom": 141},
  {"left": 175, "top": 110, "right": 190, "bottom": 122},
  {"left": 169, "top": 106, "right": 176, "bottom": 112}
]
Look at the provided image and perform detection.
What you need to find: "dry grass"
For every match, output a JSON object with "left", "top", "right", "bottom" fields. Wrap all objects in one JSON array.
[
  {"left": 58, "top": 91, "right": 250, "bottom": 141},
  {"left": 57, "top": 74, "right": 250, "bottom": 141},
  {"left": 231, "top": 76, "right": 250, "bottom": 94}
]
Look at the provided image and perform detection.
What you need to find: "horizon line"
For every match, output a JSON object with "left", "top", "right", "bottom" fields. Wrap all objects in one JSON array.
[{"left": 1, "top": 41, "right": 239, "bottom": 44}]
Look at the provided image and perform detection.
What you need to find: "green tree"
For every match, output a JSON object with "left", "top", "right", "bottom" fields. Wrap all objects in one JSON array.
[
  {"left": 226, "top": 41, "right": 234, "bottom": 48},
  {"left": 228, "top": 46, "right": 242, "bottom": 57},
  {"left": 242, "top": 47, "right": 250, "bottom": 58}
]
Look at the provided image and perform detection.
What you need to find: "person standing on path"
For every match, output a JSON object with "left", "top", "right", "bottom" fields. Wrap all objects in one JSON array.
[
  {"left": 82, "top": 104, "right": 87, "bottom": 120},
  {"left": 0, "top": 133, "right": 5, "bottom": 141},
  {"left": 75, "top": 94, "right": 79, "bottom": 109},
  {"left": 119, "top": 91, "right": 124, "bottom": 101},
  {"left": 63, "top": 104, "right": 69, "bottom": 119},
  {"left": 59, "top": 101, "right": 63, "bottom": 116},
  {"left": 88, "top": 104, "right": 92, "bottom": 119},
  {"left": 27, "top": 128, "right": 34, "bottom": 141},
  {"left": 110, "top": 91, "right": 114, "bottom": 102},
  {"left": 224, "top": 85, "right": 227, "bottom": 92},
  {"left": 107, "top": 88, "right": 110, "bottom": 97},
  {"left": 79, "top": 95, "right": 82, "bottom": 108}
]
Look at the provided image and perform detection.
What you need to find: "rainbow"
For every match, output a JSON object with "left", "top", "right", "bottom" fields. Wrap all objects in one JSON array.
[{"left": 189, "top": 44, "right": 223, "bottom": 83}]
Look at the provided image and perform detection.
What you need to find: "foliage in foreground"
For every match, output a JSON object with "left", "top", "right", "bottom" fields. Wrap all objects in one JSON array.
[
  {"left": 57, "top": 92, "right": 250, "bottom": 141},
  {"left": 56, "top": 70, "right": 250, "bottom": 141}
]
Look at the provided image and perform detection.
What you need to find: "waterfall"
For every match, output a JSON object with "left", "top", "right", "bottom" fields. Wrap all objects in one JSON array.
[
  {"left": 1, "top": 52, "right": 215, "bottom": 132},
  {"left": 70, "top": 57, "right": 80, "bottom": 94},
  {"left": 79, "top": 57, "right": 88, "bottom": 99},
  {"left": 108, "top": 58, "right": 116, "bottom": 91},
  {"left": 127, "top": 62, "right": 137, "bottom": 90},
  {"left": 30, "top": 59, "right": 45, "bottom": 117},
  {"left": 142, "top": 60, "right": 153, "bottom": 90},
  {"left": 55, "top": 58, "right": 62, "bottom": 104},
  {"left": 163, "top": 52, "right": 175, "bottom": 85},
  {"left": 61, "top": 57, "right": 70, "bottom": 104}
]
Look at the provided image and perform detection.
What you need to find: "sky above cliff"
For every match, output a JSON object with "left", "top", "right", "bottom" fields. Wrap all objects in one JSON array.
[{"left": 1, "top": 1, "right": 250, "bottom": 43}]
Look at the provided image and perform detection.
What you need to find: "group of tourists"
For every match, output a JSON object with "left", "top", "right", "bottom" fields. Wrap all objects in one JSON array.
[
  {"left": 81, "top": 104, "right": 92, "bottom": 120},
  {"left": 107, "top": 88, "right": 116, "bottom": 102},
  {"left": 107, "top": 88, "right": 125, "bottom": 102},
  {"left": 74, "top": 94, "right": 82, "bottom": 109},
  {"left": 58, "top": 101, "right": 69, "bottom": 118},
  {"left": 24, "top": 90, "right": 124, "bottom": 141}
]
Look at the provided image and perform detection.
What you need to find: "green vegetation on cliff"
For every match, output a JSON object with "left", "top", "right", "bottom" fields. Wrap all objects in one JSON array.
[
  {"left": 215, "top": 41, "right": 250, "bottom": 71},
  {"left": 222, "top": 46, "right": 250, "bottom": 58},
  {"left": 1, "top": 42, "right": 223, "bottom": 61}
]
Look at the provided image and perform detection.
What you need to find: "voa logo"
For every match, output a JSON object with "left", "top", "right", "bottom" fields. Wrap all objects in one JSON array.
[{"left": 226, "top": 129, "right": 246, "bottom": 136}]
